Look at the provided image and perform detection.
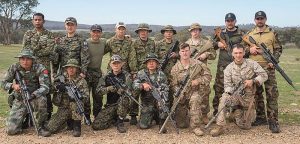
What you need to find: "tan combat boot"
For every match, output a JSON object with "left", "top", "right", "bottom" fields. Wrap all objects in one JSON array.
[
  {"left": 193, "top": 127, "right": 204, "bottom": 136},
  {"left": 210, "top": 125, "right": 224, "bottom": 137}
]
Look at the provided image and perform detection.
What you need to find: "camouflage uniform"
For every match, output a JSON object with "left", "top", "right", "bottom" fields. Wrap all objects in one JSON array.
[
  {"left": 212, "top": 26, "right": 244, "bottom": 115},
  {"left": 92, "top": 70, "right": 131, "bottom": 130},
  {"left": 22, "top": 27, "right": 55, "bottom": 117},
  {"left": 47, "top": 60, "right": 89, "bottom": 135},
  {"left": 246, "top": 24, "right": 282, "bottom": 125},
  {"left": 170, "top": 59, "right": 211, "bottom": 131},
  {"left": 1, "top": 50, "right": 50, "bottom": 135}
]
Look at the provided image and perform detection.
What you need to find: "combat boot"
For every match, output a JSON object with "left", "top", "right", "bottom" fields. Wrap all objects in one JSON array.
[
  {"left": 252, "top": 117, "right": 268, "bottom": 126},
  {"left": 39, "top": 127, "right": 51, "bottom": 137},
  {"left": 130, "top": 116, "right": 138, "bottom": 125},
  {"left": 192, "top": 127, "right": 204, "bottom": 136},
  {"left": 159, "top": 119, "right": 167, "bottom": 134},
  {"left": 84, "top": 114, "right": 91, "bottom": 125},
  {"left": 116, "top": 117, "right": 127, "bottom": 133},
  {"left": 269, "top": 121, "right": 280, "bottom": 133},
  {"left": 210, "top": 125, "right": 224, "bottom": 137},
  {"left": 202, "top": 115, "right": 209, "bottom": 125},
  {"left": 66, "top": 119, "right": 74, "bottom": 131},
  {"left": 72, "top": 120, "right": 81, "bottom": 137}
]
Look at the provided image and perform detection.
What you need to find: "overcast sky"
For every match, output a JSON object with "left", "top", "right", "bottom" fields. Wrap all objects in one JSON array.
[{"left": 35, "top": 0, "right": 300, "bottom": 27}]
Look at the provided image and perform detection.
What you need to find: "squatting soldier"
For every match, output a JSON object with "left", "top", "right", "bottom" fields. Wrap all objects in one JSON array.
[
  {"left": 212, "top": 13, "right": 244, "bottom": 116},
  {"left": 245, "top": 11, "right": 282, "bottom": 133},
  {"left": 171, "top": 43, "right": 212, "bottom": 136},
  {"left": 85, "top": 24, "right": 108, "bottom": 122},
  {"left": 47, "top": 59, "right": 89, "bottom": 137},
  {"left": 129, "top": 23, "right": 157, "bottom": 125},
  {"left": 22, "top": 12, "right": 55, "bottom": 119},
  {"left": 133, "top": 53, "right": 169, "bottom": 132},
  {"left": 210, "top": 44, "right": 268, "bottom": 137},
  {"left": 185, "top": 23, "right": 216, "bottom": 123},
  {"left": 1, "top": 49, "right": 51, "bottom": 137},
  {"left": 106, "top": 22, "right": 136, "bottom": 73},
  {"left": 92, "top": 55, "right": 131, "bottom": 133}
]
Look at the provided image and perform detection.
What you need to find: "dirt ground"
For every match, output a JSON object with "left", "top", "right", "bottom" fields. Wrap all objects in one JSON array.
[{"left": 0, "top": 122, "right": 300, "bottom": 144}]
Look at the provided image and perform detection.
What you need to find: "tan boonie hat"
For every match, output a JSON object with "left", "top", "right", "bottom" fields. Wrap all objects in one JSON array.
[
  {"left": 188, "top": 23, "right": 202, "bottom": 31},
  {"left": 115, "top": 22, "right": 126, "bottom": 29},
  {"left": 160, "top": 25, "right": 177, "bottom": 34},
  {"left": 15, "top": 49, "right": 36, "bottom": 59},
  {"left": 110, "top": 55, "right": 123, "bottom": 63},
  {"left": 135, "top": 23, "right": 152, "bottom": 33},
  {"left": 63, "top": 59, "right": 80, "bottom": 68},
  {"left": 65, "top": 17, "right": 77, "bottom": 25}
]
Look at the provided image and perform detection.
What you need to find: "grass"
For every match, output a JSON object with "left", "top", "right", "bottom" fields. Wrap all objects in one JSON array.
[{"left": 0, "top": 45, "right": 300, "bottom": 127}]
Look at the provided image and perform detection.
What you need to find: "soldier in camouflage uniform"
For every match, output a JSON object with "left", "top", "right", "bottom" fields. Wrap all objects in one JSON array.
[
  {"left": 22, "top": 13, "right": 55, "bottom": 119},
  {"left": 47, "top": 59, "right": 89, "bottom": 137},
  {"left": 106, "top": 22, "right": 137, "bottom": 73},
  {"left": 1, "top": 49, "right": 51, "bottom": 137},
  {"left": 245, "top": 11, "right": 282, "bottom": 133},
  {"left": 92, "top": 55, "right": 131, "bottom": 133},
  {"left": 212, "top": 13, "right": 244, "bottom": 116},
  {"left": 133, "top": 53, "right": 169, "bottom": 133},
  {"left": 171, "top": 43, "right": 212, "bottom": 136},
  {"left": 129, "top": 23, "right": 157, "bottom": 125},
  {"left": 210, "top": 44, "right": 268, "bottom": 137},
  {"left": 85, "top": 24, "right": 108, "bottom": 122},
  {"left": 185, "top": 23, "right": 216, "bottom": 123}
]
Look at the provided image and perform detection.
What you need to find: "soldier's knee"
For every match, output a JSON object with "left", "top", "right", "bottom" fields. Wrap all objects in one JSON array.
[{"left": 139, "top": 122, "right": 150, "bottom": 129}]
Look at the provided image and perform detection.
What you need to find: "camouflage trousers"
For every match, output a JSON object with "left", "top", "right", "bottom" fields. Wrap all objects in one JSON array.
[
  {"left": 174, "top": 90, "right": 203, "bottom": 129},
  {"left": 85, "top": 72, "right": 103, "bottom": 118},
  {"left": 92, "top": 96, "right": 130, "bottom": 130},
  {"left": 255, "top": 68, "right": 279, "bottom": 122},
  {"left": 212, "top": 66, "right": 225, "bottom": 115},
  {"left": 47, "top": 102, "right": 82, "bottom": 133},
  {"left": 129, "top": 94, "right": 139, "bottom": 117},
  {"left": 6, "top": 96, "right": 48, "bottom": 135},
  {"left": 216, "top": 88, "right": 256, "bottom": 130},
  {"left": 139, "top": 103, "right": 167, "bottom": 129}
]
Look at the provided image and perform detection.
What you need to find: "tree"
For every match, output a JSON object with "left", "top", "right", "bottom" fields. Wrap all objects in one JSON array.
[{"left": 0, "top": 0, "right": 39, "bottom": 45}]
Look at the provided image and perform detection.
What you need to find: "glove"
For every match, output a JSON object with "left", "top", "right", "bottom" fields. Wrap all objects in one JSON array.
[
  {"left": 106, "top": 86, "right": 116, "bottom": 92},
  {"left": 117, "top": 88, "right": 124, "bottom": 95},
  {"left": 56, "top": 82, "right": 66, "bottom": 92}
]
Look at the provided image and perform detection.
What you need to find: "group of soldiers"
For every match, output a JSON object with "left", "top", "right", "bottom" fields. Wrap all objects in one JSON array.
[{"left": 0, "top": 10, "right": 283, "bottom": 137}]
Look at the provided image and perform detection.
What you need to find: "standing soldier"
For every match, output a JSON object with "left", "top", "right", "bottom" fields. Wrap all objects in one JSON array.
[
  {"left": 22, "top": 12, "right": 55, "bottom": 119},
  {"left": 133, "top": 53, "right": 169, "bottom": 133},
  {"left": 212, "top": 13, "right": 244, "bottom": 116},
  {"left": 106, "top": 22, "right": 136, "bottom": 73},
  {"left": 85, "top": 24, "right": 108, "bottom": 122},
  {"left": 210, "top": 44, "right": 268, "bottom": 137},
  {"left": 245, "top": 11, "right": 282, "bottom": 133},
  {"left": 47, "top": 59, "right": 89, "bottom": 137},
  {"left": 129, "top": 23, "right": 157, "bottom": 125},
  {"left": 1, "top": 49, "right": 51, "bottom": 137},
  {"left": 92, "top": 55, "right": 131, "bottom": 133},
  {"left": 185, "top": 23, "right": 216, "bottom": 123},
  {"left": 171, "top": 43, "right": 212, "bottom": 136}
]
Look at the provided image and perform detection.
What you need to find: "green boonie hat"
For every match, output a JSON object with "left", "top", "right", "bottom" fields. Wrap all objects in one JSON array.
[
  {"left": 225, "top": 13, "right": 236, "bottom": 21},
  {"left": 65, "top": 17, "right": 77, "bottom": 25},
  {"left": 15, "top": 49, "right": 36, "bottom": 59},
  {"left": 143, "top": 53, "right": 160, "bottom": 64},
  {"left": 160, "top": 25, "right": 177, "bottom": 34},
  {"left": 135, "top": 23, "right": 152, "bottom": 34},
  {"left": 110, "top": 54, "right": 123, "bottom": 62},
  {"left": 63, "top": 59, "right": 80, "bottom": 68},
  {"left": 188, "top": 23, "right": 202, "bottom": 31}
]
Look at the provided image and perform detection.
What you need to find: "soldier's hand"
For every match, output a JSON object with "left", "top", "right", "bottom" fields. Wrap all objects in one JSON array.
[
  {"left": 268, "top": 63, "right": 274, "bottom": 69},
  {"left": 244, "top": 80, "right": 253, "bottom": 88},
  {"left": 117, "top": 89, "right": 124, "bottom": 95},
  {"left": 250, "top": 46, "right": 259, "bottom": 55},
  {"left": 191, "top": 80, "right": 200, "bottom": 87},
  {"left": 142, "top": 83, "right": 152, "bottom": 91},
  {"left": 218, "top": 42, "right": 226, "bottom": 49},
  {"left": 170, "top": 52, "right": 177, "bottom": 58},
  {"left": 106, "top": 86, "right": 117, "bottom": 92},
  {"left": 80, "top": 73, "right": 86, "bottom": 78},
  {"left": 12, "top": 83, "right": 21, "bottom": 92},
  {"left": 197, "top": 53, "right": 208, "bottom": 61},
  {"left": 28, "top": 94, "right": 36, "bottom": 101},
  {"left": 56, "top": 82, "right": 66, "bottom": 92}
]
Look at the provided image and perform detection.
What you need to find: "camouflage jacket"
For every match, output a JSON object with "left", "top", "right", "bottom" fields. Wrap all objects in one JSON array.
[
  {"left": 133, "top": 69, "right": 169, "bottom": 105},
  {"left": 96, "top": 70, "right": 132, "bottom": 105},
  {"left": 171, "top": 58, "right": 212, "bottom": 97},
  {"left": 1, "top": 63, "right": 50, "bottom": 99},
  {"left": 22, "top": 28, "right": 56, "bottom": 69},
  {"left": 106, "top": 35, "right": 136, "bottom": 72},
  {"left": 56, "top": 33, "right": 90, "bottom": 73},
  {"left": 130, "top": 38, "right": 157, "bottom": 72},
  {"left": 224, "top": 59, "right": 268, "bottom": 94}
]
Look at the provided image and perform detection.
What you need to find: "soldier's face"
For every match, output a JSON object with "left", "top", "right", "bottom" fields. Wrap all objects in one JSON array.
[
  {"left": 225, "top": 20, "right": 236, "bottom": 29},
  {"left": 66, "top": 67, "right": 77, "bottom": 77},
  {"left": 232, "top": 48, "right": 245, "bottom": 64},
  {"left": 65, "top": 23, "right": 77, "bottom": 34},
  {"left": 138, "top": 30, "right": 149, "bottom": 40},
  {"left": 32, "top": 16, "right": 44, "bottom": 29},
  {"left": 116, "top": 27, "right": 126, "bottom": 37},
  {"left": 163, "top": 30, "right": 174, "bottom": 39},
  {"left": 110, "top": 61, "right": 123, "bottom": 72},
  {"left": 90, "top": 30, "right": 101, "bottom": 41},
  {"left": 255, "top": 17, "right": 267, "bottom": 28},
  {"left": 179, "top": 47, "right": 191, "bottom": 60},
  {"left": 190, "top": 29, "right": 201, "bottom": 38},
  {"left": 146, "top": 60, "right": 158, "bottom": 71},
  {"left": 19, "top": 57, "right": 33, "bottom": 70}
]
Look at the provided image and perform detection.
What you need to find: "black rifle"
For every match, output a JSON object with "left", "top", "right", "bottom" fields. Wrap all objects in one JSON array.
[
  {"left": 160, "top": 40, "right": 179, "bottom": 71},
  {"left": 141, "top": 71, "right": 179, "bottom": 134},
  {"left": 248, "top": 36, "right": 297, "bottom": 90},
  {"left": 108, "top": 76, "right": 143, "bottom": 108},
  {"left": 15, "top": 71, "right": 39, "bottom": 135},
  {"left": 57, "top": 75, "right": 91, "bottom": 125}
]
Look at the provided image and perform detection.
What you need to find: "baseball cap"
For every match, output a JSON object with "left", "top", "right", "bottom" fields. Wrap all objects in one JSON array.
[
  {"left": 115, "top": 22, "right": 126, "bottom": 29},
  {"left": 90, "top": 24, "right": 102, "bottom": 32},
  {"left": 65, "top": 17, "right": 77, "bottom": 25},
  {"left": 255, "top": 11, "right": 267, "bottom": 19}
]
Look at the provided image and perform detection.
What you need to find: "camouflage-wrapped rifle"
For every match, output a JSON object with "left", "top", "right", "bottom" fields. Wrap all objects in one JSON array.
[
  {"left": 214, "top": 27, "right": 234, "bottom": 60},
  {"left": 160, "top": 40, "right": 179, "bottom": 71}
]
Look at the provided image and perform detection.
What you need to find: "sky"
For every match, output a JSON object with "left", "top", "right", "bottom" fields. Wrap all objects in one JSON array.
[{"left": 34, "top": 0, "right": 300, "bottom": 27}]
